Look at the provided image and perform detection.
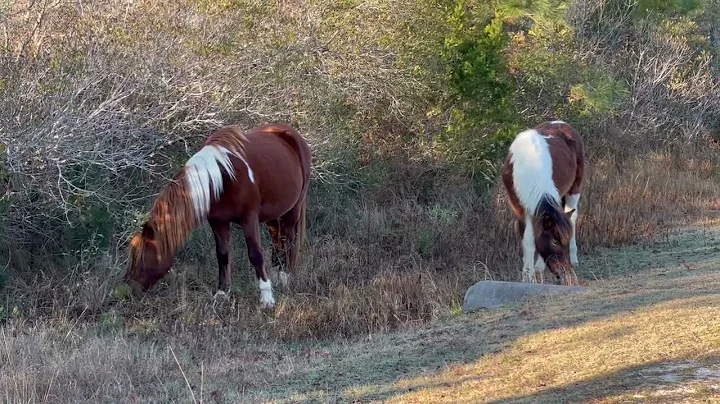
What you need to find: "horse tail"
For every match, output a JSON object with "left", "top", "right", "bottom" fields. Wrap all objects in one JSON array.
[
  {"left": 293, "top": 194, "right": 307, "bottom": 270},
  {"left": 291, "top": 131, "right": 311, "bottom": 272}
]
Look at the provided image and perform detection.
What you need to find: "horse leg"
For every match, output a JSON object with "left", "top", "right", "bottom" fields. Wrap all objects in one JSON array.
[
  {"left": 565, "top": 193, "right": 581, "bottom": 266},
  {"left": 267, "top": 219, "right": 285, "bottom": 278},
  {"left": 242, "top": 214, "right": 275, "bottom": 309},
  {"left": 520, "top": 215, "right": 537, "bottom": 283},
  {"left": 532, "top": 212, "right": 547, "bottom": 280},
  {"left": 277, "top": 200, "right": 304, "bottom": 289},
  {"left": 534, "top": 251, "right": 547, "bottom": 279},
  {"left": 210, "top": 219, "right": 232, "bottom": 298}
]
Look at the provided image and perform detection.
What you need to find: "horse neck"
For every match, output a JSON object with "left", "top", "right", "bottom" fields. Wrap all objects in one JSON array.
[
  {"left": 532, "top": 194, "right": 570, "bottom": 234},
  {"left": 532, "top": 193, "right": 557, "bottom": 216},
  {"left": 148, "top": 175, "right": 201, "bottom": 262}
]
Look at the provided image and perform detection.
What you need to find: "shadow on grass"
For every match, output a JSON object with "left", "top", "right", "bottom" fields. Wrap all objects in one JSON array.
[
  {"left": 486, "top": 354, "right": 720, "bottom": 404},
  {"left": 268, "top": 260, "right": 719, "bottom": 403},
  {"left": 341, "top": 355, "right": 720, "bottom": 403}
]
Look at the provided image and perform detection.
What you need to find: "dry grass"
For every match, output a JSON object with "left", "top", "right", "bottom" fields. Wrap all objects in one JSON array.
[
  {"left": 1, "top": 1, "right": 720, "bottom": 402},
  {"left": 1, "top": 223, "right": 718, "bottom": 403},
  {"left": 382, "top": 296, "right": 719, "bottom": 404},
  {"left": 1, "top": 0, "right": 719, "bottom": 342},
  {"left": 1, "top": 148, "right": 718, "bottom": 345}
]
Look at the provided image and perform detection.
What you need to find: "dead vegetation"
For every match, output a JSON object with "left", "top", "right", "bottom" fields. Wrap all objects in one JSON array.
[
  {"left": 0, "top": 0, "right": 717, "bottom": 339},
  {"left": 0, "top": 0, "right": 719, "bottom": 401},
  {"left": 1, "top": 224, "right": 718, "bottom": 403}
]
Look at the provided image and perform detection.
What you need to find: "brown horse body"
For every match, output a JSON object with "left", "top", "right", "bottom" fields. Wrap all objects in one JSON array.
[
  {"left": 125, "top": 123, "right": 312, "bottom": 308},
  {"left": 502, "top": 121, "right": 585, "bottom": 284}
]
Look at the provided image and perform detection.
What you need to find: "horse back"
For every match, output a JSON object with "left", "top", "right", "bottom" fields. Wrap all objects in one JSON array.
[
  {"left": 535, "top": 121, "right": 583, "bottom": 155},
  {"left": 245, "top": 124, "right": 311, "bottom": 218},
  {"left": 247, "top": 123, "right": 312, "bottom": 192},
  {"left": 205, "top": 124, "right": 310, "bottom": 222},
  {"left": 535, "top": 121, "right": 584, "bottom": 196}
]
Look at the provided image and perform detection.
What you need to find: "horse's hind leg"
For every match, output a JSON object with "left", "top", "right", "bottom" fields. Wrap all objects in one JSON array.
[
  {"left": 565, "top": 193, "right": 581, "bottom": 266},
  {"left": 242, "top": 214, "right": 275, "bottom": 309},
  {"left": 210, "top": 220, "right": 232, "bottom": 299},
  {"left": 278, "top": 200, "right": 304, "bottom": 288},
  {"left": 566, "top": 148, "right": 584, "bottom": 267},
  {"left": 267, "top": 219, "right": 285, "bottom": 267}
]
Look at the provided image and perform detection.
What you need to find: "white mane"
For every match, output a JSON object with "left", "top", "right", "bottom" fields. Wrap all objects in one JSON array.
[{"left": 184, "top": 145, "right": 238, "bottom": 219}]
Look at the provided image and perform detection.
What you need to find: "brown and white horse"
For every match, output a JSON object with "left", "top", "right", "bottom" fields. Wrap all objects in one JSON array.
[
  {"left": 124, "top": 123, "right": 312, "bottom": 309},
  {"left": 502, "top": 121, "right": 584, "bottom": 285}
]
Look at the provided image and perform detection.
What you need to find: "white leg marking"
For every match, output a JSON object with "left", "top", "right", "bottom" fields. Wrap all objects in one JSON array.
[
  {"left": 565, "top": 193, "right": 581, "bottom": 266},
  {"left": 521, "top": 216, "right": 537, "bottom": 283},
  {"left": 279, "top": 271, "right": 290, "bottom": 288},
  {"left": 213, "top": 290, "right": 229, "bottom": 300},
  {"left": 258, "top": 279, "right": 275, "bottom": 309}
]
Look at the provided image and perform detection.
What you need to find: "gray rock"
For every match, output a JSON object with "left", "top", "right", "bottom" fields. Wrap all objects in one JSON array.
[{"left": 462, "top": 280, "right": 587, "bottom": 313}]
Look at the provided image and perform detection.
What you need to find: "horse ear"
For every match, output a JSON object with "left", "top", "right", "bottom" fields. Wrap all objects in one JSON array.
[
  {"left": 542, "top": 214, "right": 554, "bottom": 230},
  {"left": 565, "top": 209, "right": 576, "bottom": 218},
  {"left": 141, "top": 222, "right": 155, "bottom": 240}
]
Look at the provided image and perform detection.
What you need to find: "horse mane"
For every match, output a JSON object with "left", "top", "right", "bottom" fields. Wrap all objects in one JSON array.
[
  {"left": 508, "top": 129, "right": 561, "bottom": 212},
  {"left": 533, "top": 195, "right": 572, "bottom": 242},
  {"left": 205, "top": 125, "right": 248, "bottom": 155},
  {"left": 129, "top": 126, "right": 249, "bottom": 264}
]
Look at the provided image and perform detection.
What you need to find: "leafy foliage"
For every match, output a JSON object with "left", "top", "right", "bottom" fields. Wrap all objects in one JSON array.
[{"left": 437, "top": 1, "right": 520, "bottom": 174}]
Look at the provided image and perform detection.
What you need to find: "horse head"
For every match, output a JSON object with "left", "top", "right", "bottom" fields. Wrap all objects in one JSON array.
[
  {"left": 124, "top": 221, "right": 174, "bottom": 296},
  {"left": 535, "top": 208, "right": 576, "bottom": 285}
]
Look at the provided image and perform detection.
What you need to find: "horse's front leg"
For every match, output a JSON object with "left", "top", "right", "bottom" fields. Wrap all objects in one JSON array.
[
  {"left": 210, "top": 220, "right": 232, "bottom": 299},
  {"left": 565, "top": 193, "right": 581, "bottom": 266},
  {"left": 242, "top": 214, "right": 275, "bottom": 309},
  {"left": 521, "top": 215, "right": 538, "bottom": 283}
]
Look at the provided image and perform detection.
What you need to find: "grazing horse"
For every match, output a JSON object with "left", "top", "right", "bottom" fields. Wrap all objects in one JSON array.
[
  {"left": 501, "top": 120, "right": 584, "bottom": 285},
  {"left": 124, "top": 123, "right": 312, "bottom": 309}
]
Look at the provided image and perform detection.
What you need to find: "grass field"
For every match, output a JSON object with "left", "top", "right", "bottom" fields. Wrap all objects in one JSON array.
[
  {"left": 1, "top": 1, "right": 719, "bottom": 403},
  {"left": 2, "top": 221, "right": 718, "bottom": 403}
]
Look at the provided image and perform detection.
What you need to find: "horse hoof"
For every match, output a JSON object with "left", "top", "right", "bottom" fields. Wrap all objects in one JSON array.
[
  {"left": 279, "top": 271, "right": 290, "bottom": 289},
  {"left": 260, "top": 300, "right": 276, "bottom": 310},
  {"left": 213, "top": 290, "right": 230, "bottom": 300}
]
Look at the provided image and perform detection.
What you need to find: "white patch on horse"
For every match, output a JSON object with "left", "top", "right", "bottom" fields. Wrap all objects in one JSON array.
[
  {"left": 213, "top": 290, "right": 229, "bottom": 300},
  {"left": 509, "top": 129, "right": 561, "bottom": 212},
  {"left": 237, "top": 154, "right": 255, "bottom": 183},
  {"left": 184, "top": 145, "right": 238, "bottom": 219},
  {"left": 258, "top": 279, "right": 275, "bottom": 308},
  {"left": 550, "top": 120, "right": 566, "bottom": 124},
  {"left": 565, "top": 193, "right": 581, "bottom": 265}
]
